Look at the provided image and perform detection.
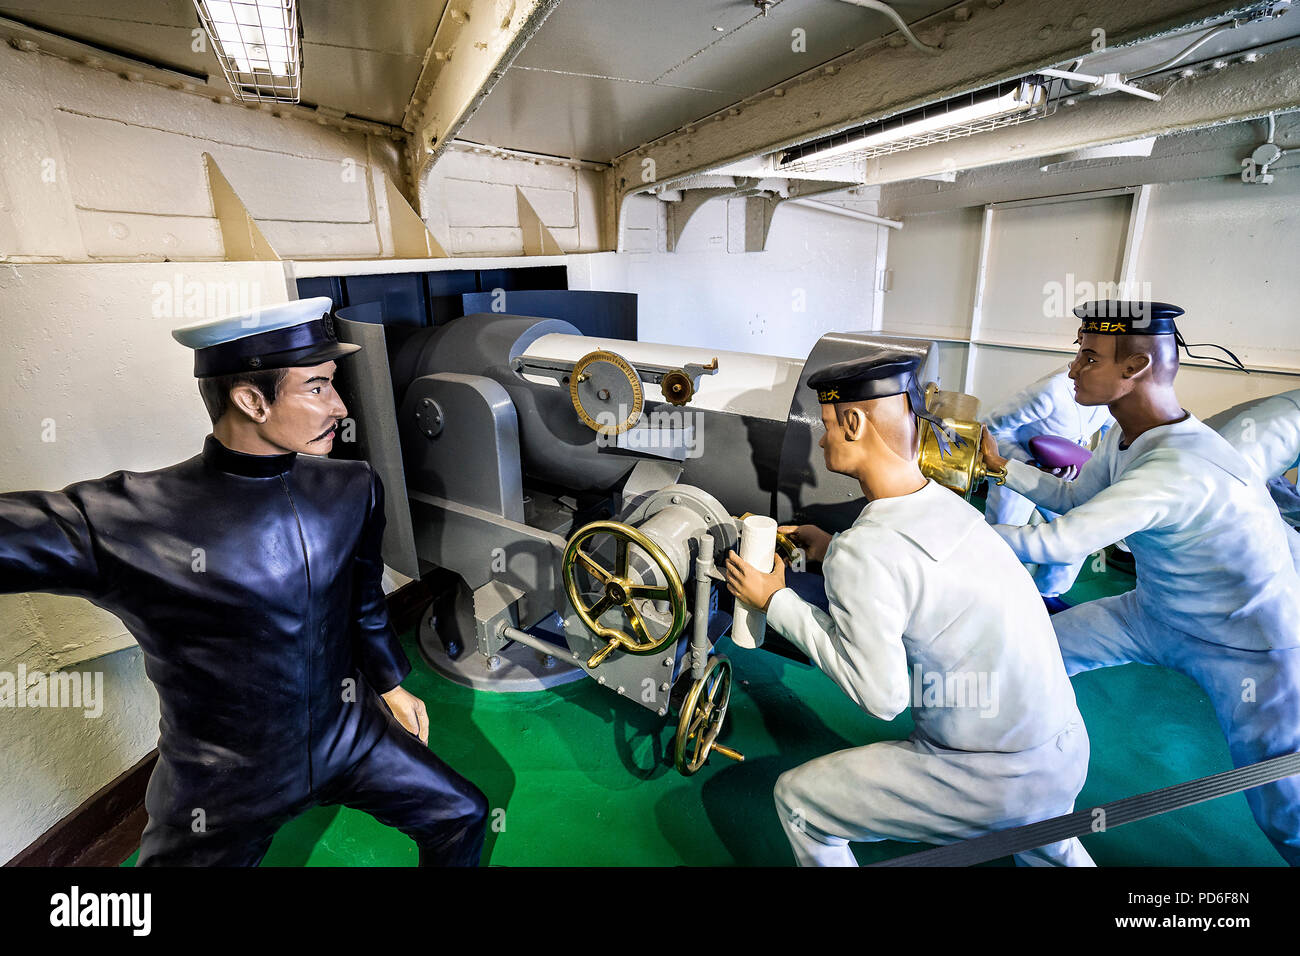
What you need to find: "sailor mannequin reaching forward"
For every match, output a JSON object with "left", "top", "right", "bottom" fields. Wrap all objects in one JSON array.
[
  {"left": 725, "top": 352, "right": 1093, "bottom": 867},
  {"left": 981, "top": 300, "right": 1300, "bottom": 865}
]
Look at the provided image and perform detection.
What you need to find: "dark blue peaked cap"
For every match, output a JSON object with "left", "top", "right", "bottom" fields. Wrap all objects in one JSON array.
[
  {"left": 807, "top": 351, "right": 964, "bottom": 456},
  {"left": 1073, "top": 300, "right": 1247, "bottom": 372},
  {"left": 172, "top": 296, "right": 359, "bottom": 379},
  {"left": 808, "top": 352, "right": 919, "bottom": 404}
]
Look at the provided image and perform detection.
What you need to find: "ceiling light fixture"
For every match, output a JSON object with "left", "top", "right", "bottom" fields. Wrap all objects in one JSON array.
[
  {"left": 778, "top": 77, "right": 1048, "bottom": 171},
  {"left": 1037, "top": 67, "right": 1161, "bottom": 102},
  {"left": 192, "top": 0, "right": 302, "bottom": 104}
]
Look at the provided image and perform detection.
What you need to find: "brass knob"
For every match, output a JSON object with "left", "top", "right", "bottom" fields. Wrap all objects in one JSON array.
[{"left": 660, "top": 369, "right": 694, "bottom": 406}]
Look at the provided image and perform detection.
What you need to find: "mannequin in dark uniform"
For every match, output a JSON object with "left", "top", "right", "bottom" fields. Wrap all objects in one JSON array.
[{"left": 0, "top": 297, "right": 488, "bottom": 866}]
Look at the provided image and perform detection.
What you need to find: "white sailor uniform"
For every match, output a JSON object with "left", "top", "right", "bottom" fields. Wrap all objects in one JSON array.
[
  {"left": 992, "top": 414, "right": 1300, "bottom": 864},
  {"left": 765, "top": 480, "right": 1094, "bottom": 867}
]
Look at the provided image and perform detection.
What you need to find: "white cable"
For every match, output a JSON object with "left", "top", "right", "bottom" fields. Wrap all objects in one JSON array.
[
  {"left": 834, "top": 0, "right": 941, "bottom": 55},
  {"left": 1128, "top": 21, "right": 1236, "bottom": 79},
  {"left": 1265, "top": 112, "right": 1300, "bottom": 156}
]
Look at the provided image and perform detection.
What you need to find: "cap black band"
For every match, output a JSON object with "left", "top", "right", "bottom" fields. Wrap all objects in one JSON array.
[
  {"left": 1072, "top": 299, "right": 1247, "bottom": 372},
  {"left": 808, "top": 356, "right": 963, "bottom": 458},
  {"left": 814, "top": 367, "right": 913, "bottom": 404},
  {"left": 194, "top": 317, "right": 342, "bottom": 378},
  {"left": 1076, "top": 316, "right": 1180, "bottom": 336}
]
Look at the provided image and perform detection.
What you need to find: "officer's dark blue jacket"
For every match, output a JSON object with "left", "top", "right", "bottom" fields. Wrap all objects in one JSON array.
[{"left": 0, "top": 435, "right": 410, "bottom": 828}]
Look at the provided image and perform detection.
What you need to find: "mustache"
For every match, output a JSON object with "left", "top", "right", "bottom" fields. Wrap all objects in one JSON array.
[{"left": 310, "top": 421, "right": 341, "bottom": 442}]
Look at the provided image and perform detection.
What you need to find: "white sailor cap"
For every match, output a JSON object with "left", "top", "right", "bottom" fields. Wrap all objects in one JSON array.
[{"left": 171, "top": 296, "right": 360, "bottom": 378}]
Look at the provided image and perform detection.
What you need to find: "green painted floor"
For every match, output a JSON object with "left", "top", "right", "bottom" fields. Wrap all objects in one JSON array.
[{"left": 123, "top": 547, "right": 1284, "bottom": 866}]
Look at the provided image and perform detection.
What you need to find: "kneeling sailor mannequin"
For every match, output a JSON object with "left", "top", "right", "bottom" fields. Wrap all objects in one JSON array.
[
  {"left": 725, "top": 353, "right": 1093, "bottom": 867},
  {"left": 0, "top": 298, "right": 489, "bottom": 866},
  {"left": 982, "top": 365, "right": 1113, "bottom": 609},
  {"left": 1204, "top": 388, "right": 1300, "bottom": 572},
  {"left": 980, "top": 301, "right": 1300, "bottom": 865}
]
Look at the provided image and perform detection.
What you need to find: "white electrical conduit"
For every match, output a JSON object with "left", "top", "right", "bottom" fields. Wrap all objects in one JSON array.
[
  {"left": 1268, "top": 112, "right": 1300, "bottom": 156},
  {"left": 789, "top": 198, "right": 903, "bottom": 229},
  {"left": 834, "top": 0, "right": 941, "bottom": 55},
  {"left": 1127, "top": 20, "right": 1239, "bottom": 80},
  {"left": 1058, "top": 13, "right": 1259, "bottom": 93}
]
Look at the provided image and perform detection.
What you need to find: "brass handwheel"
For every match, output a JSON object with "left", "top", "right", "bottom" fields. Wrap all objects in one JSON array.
[
  {"left": 562, "top": 520, "right": 688, "bottom": 669},
  {"left": 674, "top": 656, "right": 744, "bottom": 776}
]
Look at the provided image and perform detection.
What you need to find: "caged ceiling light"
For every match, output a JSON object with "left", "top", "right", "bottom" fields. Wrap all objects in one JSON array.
[
  {"left": 778, "top": 77, "right": 1051, "bottom": 172},
  {"left": 192, "top": 0, "right": 302, "bottom": 104}
]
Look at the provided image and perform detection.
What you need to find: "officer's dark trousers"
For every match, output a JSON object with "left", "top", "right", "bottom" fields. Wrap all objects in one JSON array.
[{"left": 136, "top": 725, "right": 488, "bottom": 867}]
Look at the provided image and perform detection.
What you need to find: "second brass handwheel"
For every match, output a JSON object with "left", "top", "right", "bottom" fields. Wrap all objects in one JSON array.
[{"left": 674, "top": 655, "right": 743, "bottom": 775}]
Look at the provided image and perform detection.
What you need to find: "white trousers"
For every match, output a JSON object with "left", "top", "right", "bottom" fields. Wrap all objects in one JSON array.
[
  {"left": 1052, "top": 591, "right": 1300, "bottom": 866},
  {"left": 774, "top": 723, "right": 1095, "bottom": 867}
]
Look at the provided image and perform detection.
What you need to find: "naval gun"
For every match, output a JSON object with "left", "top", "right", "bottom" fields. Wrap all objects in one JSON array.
[{"left": 336, "top": 310, "right": 992, "bottom": 774}]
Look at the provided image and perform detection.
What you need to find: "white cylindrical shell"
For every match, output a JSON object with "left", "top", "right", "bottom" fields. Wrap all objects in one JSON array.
[
  {"left": 732, "top": 514, "right": 778, "bottom": 649},
  {"left": 520, "top": 332, "right": 802, "bottom": 423}
]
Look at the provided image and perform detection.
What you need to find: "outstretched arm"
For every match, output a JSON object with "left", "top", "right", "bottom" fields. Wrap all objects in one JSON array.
[
  {"left": 993, "top": 460, "right": 1181, "bottom": 566},
  {"left": 0, "top": 489, "right": 104, "bottom": 597}
]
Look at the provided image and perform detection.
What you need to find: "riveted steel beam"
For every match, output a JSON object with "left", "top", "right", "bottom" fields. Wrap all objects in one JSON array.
[
  {"left": 602, "top": 0, "right": 1259, "bottom": 243},
  {"left": 407, "top": 0, "right": 561, "bottom": 185},
  {"left": 864, "top": 43, "right": 1300, "bottom": 189}
]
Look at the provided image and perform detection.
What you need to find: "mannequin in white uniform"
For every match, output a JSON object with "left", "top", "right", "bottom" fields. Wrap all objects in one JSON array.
[
  {"left": 1205, "top": 389, "right": 1300, "bottom": 571},
  {"left": 725, "top": 352, "right": 1093, "bottom": 867},
  {"left": 982, "top": 300, "right": 1300, "bottom": 865},
  {"left": 982, "top": 366, "right": 1114, "bottom": 603}
]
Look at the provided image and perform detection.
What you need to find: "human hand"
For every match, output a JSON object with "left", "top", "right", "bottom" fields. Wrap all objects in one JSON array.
[
  {"left": 980, "top": 426, "right": 1008, "bottom": 474},
  {"left": 725, "top": 550, "right": 787, "bottom": 612},
  {"left": 381, "top": 684, "right": 429, "bottom": 744},
  {"left": 1038, "top": 463, "right": 1079, "bottom": 480},
  {"left": 777, "top": 524, "right": 832, "bottom": 563}
]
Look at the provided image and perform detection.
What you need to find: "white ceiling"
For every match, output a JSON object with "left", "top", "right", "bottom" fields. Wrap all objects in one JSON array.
[
  {"left": 0, "top": 0, "right": 956, "bottom": 159},
  {"left": 0, "top": 0, "right": 449, "bottom": 125},
  {"left": 5, "top": 0, "right": 1296, "bottom": 171},
  {"left": 458, "top": 0, "right": 955, "bottom": 162}
]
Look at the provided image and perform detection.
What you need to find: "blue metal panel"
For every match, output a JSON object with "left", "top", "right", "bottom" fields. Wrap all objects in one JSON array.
[
  {"left": 477, "top": 266, "right": 567, "bottom": 293},
  {"left": 461, "top": 289, "right": 636, "bottom": 341},
  {"left": 344, "top": 273, "right": 428, "bottom": 327},
  {"left": 426, "top": 270, "right": 481, "bottom": 326},
  {"left": 295, "top": 275, "right": 344, "bottom": 307}
]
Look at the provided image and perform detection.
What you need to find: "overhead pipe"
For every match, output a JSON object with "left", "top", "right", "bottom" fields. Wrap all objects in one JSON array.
[{"left": 788, "top": 198, "right": 903, "bottom": 229}]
